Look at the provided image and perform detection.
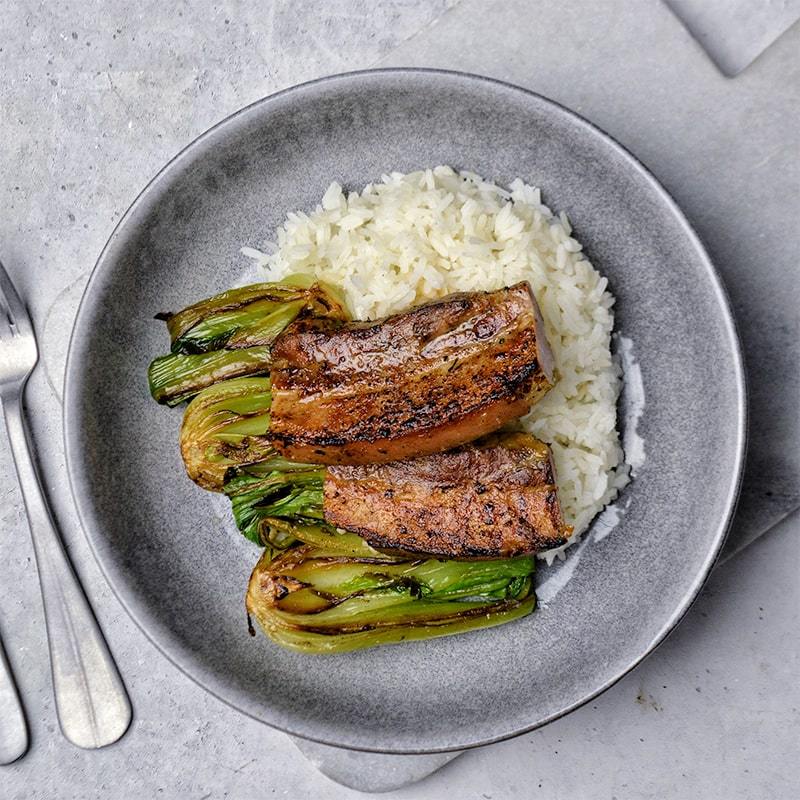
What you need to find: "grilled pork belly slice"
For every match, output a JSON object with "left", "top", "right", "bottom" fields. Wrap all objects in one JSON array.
[
  {"left": 323, "top": 432, "right": 570, "bottom": 559},
  {"left": 269, "top": 282, "right": 555, "bottom": 465}
]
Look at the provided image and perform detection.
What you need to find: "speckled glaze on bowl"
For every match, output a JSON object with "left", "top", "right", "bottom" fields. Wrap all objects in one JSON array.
[{"left": 63, "top": 69, "right": 745, "bottom": 753}]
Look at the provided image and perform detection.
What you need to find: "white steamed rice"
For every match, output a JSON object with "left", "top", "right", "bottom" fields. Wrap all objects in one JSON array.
[{"left": 244, "top": 166, "right": 629, "bottom": 562}]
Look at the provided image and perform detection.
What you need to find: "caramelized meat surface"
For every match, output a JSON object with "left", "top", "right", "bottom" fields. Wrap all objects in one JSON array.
[
  {"left": 269, "top": 282, "right": 554, "bottom": 465},
  {"left": 323, "top": 433, "right": 569, "bottom": 559}
]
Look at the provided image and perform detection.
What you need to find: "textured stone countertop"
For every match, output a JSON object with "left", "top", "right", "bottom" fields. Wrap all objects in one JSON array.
[{"left": 1, "top": 1, "right": 798, "bottom": 798}]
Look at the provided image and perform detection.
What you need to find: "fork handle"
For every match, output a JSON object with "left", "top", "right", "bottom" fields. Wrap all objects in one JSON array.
[{"left": 2, "top": 394, "right": 131, "bottom": 749}]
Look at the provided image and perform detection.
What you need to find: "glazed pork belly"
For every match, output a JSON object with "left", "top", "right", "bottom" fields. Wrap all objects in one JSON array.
[
  {"left": 269, "top": 282, "right": 555, "bottom": 465},
  {"left": 322, "top": 432, "right": 569, "bottom": 559}
]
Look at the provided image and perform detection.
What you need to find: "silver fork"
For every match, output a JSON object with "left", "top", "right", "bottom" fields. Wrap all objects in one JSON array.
[{"left": 0, "top": 261, "right": 131, "bottom": 750}]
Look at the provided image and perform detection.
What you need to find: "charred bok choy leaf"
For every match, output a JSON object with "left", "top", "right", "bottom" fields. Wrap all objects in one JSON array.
[
  {"left": 223, "top": 465, "right": 327, "bottom": 546},
  {"left": 246, "top": 544, "right": 536, "bottom": 653},
  {"left": 148, "top": 277, "right": 346, "bottom": 406}
]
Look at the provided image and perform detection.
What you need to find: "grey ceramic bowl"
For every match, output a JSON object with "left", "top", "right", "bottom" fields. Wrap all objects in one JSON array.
[{"left": 64, "top": 69, "right": 745, "bottom": 753}]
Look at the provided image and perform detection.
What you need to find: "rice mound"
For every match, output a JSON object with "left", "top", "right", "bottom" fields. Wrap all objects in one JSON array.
[{"left": 245, "top": 166, "right": 629, "bottom": 561}]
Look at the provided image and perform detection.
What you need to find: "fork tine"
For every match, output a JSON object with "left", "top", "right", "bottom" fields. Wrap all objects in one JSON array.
[{"left": 0, "top": 260, "right": 34, "bottom": 339}]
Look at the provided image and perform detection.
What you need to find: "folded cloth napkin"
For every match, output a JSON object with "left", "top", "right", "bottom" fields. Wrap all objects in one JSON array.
[{"left": 664, "top": 0, "right": 800, "bottom": 75}]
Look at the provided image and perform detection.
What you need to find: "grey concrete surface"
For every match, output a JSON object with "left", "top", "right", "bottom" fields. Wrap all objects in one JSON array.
[{"left": 0, "top": 1, "right": 798, "bottom": 797}]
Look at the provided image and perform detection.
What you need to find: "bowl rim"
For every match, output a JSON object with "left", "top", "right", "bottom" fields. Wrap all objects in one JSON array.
[{"left": 62, "top": 67, "right": 747, "bottom": 754}]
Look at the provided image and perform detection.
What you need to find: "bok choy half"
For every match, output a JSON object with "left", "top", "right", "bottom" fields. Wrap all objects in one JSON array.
[
  {"left": 246, "top": 544, "right": 536, "bottom": 654},
  {"left": 148, "top": 277, "right": 345, "bottom": 405}
]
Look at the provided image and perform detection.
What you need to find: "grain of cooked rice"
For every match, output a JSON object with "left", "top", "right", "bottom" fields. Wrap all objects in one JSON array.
[{"left": 245, "top": 166, "right": 629, "bottom": 562}]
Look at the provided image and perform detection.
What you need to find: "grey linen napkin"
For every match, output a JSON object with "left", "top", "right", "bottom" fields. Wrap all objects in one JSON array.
[{"left": 664, "top": 0, "right": 800, "bottom": 75}]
